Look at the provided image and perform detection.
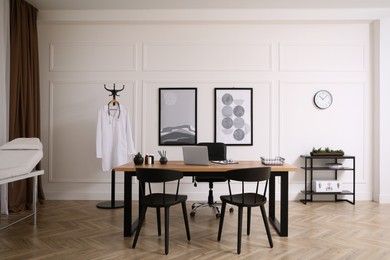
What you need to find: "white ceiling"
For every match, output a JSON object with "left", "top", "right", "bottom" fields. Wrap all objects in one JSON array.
[{"left": 25, "top": 0, "right": 390, "bottom": 10}]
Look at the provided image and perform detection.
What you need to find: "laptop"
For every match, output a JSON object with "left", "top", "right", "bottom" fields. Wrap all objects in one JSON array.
[{"left": 182, "top": 146, "right": 211, "bottom": 166}]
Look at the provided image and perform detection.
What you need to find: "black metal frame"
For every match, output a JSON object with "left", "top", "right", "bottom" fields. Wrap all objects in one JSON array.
[
  {"left": 300, "top": 155, "right": 355, "bottom": 205},
  {"left": 158, "top": 88, "right": 197, "bottom": 145},
  {"left": 268, "top": 171, "right": 289, "bottom": 236},
  {"left": 214, "top": 88, "right": 253, "bottom": 146}
]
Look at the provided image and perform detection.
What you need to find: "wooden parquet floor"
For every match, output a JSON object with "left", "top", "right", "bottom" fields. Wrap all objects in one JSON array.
[{"left": 1, "top": 200, "right": 390, "bottom": 260}]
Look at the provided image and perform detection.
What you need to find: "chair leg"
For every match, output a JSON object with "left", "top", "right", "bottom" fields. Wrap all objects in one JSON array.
[
  {"left": 181, "top": 202, "right": 191, "bottom": 241},
  {"left": 156, "top": 207, "right": 161, "bottom": 236},
  {"left": 164, "top": 207, "right": 170, "bottom": 255},
  {"left": 237, "top": 206, "right": 243, "bottom": 254},
  {"left": 132, "top": 206, "right": 147, "bottom": 249},
  {"left": 217, "top": 202, "right": 226, "bottom": 241},
  {"left": 247, "top": 207, "right": 251, "bottom": 236},
  {"left": 260, "top": 205, "right": 273, "bottom": 248}
]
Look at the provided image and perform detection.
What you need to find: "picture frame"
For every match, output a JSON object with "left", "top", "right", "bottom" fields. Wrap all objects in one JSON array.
[
  {"left": 214, "top": 88, "right": 253, "bottom": 145},
  {"left": 159, "top": 88, "right": 197, "bottom": 145}
]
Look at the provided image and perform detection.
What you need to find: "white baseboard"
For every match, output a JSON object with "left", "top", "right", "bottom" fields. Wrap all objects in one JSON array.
[{"left": 43, "top": 191, "right": 376, "bottom": 202}]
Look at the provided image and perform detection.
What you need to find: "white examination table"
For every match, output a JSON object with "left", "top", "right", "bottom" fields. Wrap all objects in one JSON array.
[{"left": 0, "top": 138, "right": 44, "bottom": 230}]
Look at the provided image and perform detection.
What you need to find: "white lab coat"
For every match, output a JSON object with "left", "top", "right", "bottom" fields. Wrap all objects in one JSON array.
[{"left": 96, "top": 104, "right": 135, "bottom": 171}]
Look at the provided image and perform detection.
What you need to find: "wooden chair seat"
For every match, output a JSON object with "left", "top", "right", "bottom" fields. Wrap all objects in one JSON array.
[
  {"left": 140, "top": 193, "right": 187, "bottom": 207},
  {"left": 220, "top": 193, "right": 266, "bottom": 207}
]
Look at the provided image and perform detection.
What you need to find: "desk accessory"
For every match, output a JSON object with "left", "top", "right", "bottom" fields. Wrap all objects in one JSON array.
[
  {"left": 261, "top": 157, "right": 285, "bottom": 165},
  {"left": 133, "top": 152, "right": 144, "bottom": 165},
  {"left": 211, "top": 160, "right": 238, "bottom": 165},
  {"left": 158, "top": 150, "right": 168, "bottom": 164}
]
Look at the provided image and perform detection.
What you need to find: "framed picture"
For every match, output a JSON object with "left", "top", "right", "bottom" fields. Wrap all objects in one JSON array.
[
  {"left": 159, "top": 88, "right": 197, "bottom": 145},
  {"left": 214, "top": 88, "right": 253, "bottom": 145}
]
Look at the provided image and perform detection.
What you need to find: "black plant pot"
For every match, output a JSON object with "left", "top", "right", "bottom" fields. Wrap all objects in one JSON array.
[{"left": 159, "top": 156, "right": 168, "bottom": 165}]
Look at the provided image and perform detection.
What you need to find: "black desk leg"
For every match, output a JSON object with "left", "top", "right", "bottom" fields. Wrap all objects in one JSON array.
[
  {"left": 268, "top": 173, "right": 276, "bottom": 223},
  {"left": 123, "top": 172, "right": 145, "bottom": 237},
  {"left": 280, "top": 171, "right": 288, "bottom": 236},
  {"left": 96, "top": 169, "right": 124, "bottom": 209},
  {"left": 268, "top": 171, "right": 288, "bottom": 237},
  {"left": 124, "top": 171, "right": 135, "bottom": 237}
]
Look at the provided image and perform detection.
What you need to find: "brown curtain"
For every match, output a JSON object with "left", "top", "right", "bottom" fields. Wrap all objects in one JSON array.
[{"left": 8, "top": 0, "right": 44, "bottom": 212}]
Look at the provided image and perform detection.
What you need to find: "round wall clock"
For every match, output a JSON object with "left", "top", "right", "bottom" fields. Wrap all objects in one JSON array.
[{"left": 314, "top": 90, "right": 333, "bottom": 109}]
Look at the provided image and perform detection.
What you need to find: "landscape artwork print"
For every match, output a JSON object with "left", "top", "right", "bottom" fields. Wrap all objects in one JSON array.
[
  {"left": 214, "top": 88, "right": 253, "bottom": 145},
  {"left": 159, "top": 88, "right": 197, "bottom": 145}
]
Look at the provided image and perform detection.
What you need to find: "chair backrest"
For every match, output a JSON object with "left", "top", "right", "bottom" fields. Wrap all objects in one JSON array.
[
  {"left": 197, "top": 142, "right": 226, "bottom": 161},
  {"left": 225, "top": 167, "right": 271, "bottom": 202},
  {"left": 136, "top": 168, "right": 183, "bottom": 201}
]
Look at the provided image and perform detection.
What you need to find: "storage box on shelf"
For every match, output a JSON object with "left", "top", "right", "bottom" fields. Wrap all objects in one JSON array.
[
  {"left": 312, "top": 180, "right": 343, "bottom": 192},
  {"left": 300, "top": 155, "right": 355, "bottom": 204}
]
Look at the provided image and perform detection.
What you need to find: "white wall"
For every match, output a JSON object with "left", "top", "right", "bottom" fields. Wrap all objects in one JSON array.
[
  {"left": 376, "top": 19, "right": 390, "bottom": 203},
  {"left": 36, "top": 9, "right": 390, "bottom": 202}
]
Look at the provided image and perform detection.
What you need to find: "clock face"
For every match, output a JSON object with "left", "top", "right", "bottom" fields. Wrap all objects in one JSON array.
[{"left": 314, "top": 90, "right": 333, "bottom": 109}]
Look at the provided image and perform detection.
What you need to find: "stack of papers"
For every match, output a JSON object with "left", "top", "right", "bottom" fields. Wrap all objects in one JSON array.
[{"left": 211, "top": 160, "right": 238, "bottom": 165}]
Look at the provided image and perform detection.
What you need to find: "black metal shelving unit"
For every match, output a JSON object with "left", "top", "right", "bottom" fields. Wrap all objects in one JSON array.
[{"left": 300, "top": 155, "right": 355, "bottom": 205}]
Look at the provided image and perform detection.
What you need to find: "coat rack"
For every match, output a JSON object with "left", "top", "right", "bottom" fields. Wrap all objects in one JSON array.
[{"left": 96, "top": 83, "right": 126, "bottom": 210}]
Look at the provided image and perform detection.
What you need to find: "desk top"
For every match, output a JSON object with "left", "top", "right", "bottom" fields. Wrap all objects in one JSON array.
[{"left": 115, "top": 160, "right": 297, "bottom": 172}]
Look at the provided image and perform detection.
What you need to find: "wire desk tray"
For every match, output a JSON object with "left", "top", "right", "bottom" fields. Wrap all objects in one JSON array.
[{"left": 261, "top": 156, "right": 285, "bottom": 165}]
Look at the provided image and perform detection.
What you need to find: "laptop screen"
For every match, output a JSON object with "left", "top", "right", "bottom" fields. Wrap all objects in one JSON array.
[{"left": 182, "top": 146, "right": 210, "bottom": 166}]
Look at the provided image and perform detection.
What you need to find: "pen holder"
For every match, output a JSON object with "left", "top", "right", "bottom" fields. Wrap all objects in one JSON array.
[{"left": 159, "top": 156, "right": 168, "bottom": 165}]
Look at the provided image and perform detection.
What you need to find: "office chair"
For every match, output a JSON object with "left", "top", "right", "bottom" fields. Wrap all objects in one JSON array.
[
  {"left": 191, "top": 142, "right": 233, "bottom": 218},
  {"left": 132, "top": 168, "right": 191, "bottom": 255},
  {"left": 217, "top": 167, "right": 273, "bottom": 254}
]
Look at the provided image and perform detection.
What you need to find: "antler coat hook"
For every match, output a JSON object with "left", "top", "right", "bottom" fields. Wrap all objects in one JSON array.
[{"left": 104, "top": 83, "right": 125, "bottom": 100}]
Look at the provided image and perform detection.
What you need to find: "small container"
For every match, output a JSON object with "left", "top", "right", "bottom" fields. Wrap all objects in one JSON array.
[
  {"left": 150, "top": 154, "right": 154, "bottom": 164},
  {"left": 145, "top": 154, "right": 149, "bottom": 164},
  {"left": 133, "top": 152, "right": 144, "bottom": 165},
  {"left": 159, "top": 156, "right": 168, "bottom": 165},
  {"left": 260, "top": 156, "right": 285, "bottom": 165}
]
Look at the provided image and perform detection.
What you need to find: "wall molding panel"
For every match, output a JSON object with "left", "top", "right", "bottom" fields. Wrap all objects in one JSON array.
[
  {"left": 279, "top": 43, "right": 365, "bottom": 72},
  {"left": 143, "top": 42, "right": 273, "bottom": 71},
  {"left": 278, "top": 81, "right": 368, "bottom": 192},
  {"left": 50, "top": 42, "right": 137, "bottom": 72},
  {"left": 141, "top": 80, "right": 273, "bottom": 172},
  {"left": 49, "top": 81, "right": 136, "bottom": 183}
]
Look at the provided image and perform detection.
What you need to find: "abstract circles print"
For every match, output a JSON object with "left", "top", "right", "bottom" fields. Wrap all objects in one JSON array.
[{"left": 215, "top": 88, "right": 253, "bottom": 145}]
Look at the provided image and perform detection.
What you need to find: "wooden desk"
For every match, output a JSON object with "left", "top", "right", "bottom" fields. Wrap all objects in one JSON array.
[{"left": 115, "top": 161, "right": 297, "bottom": 238}]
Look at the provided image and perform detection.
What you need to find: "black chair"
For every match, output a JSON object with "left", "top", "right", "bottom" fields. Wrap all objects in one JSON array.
[
  {"left": 191, "top": 142, "right": 229, "bottom": 218},
  {"left": 217, "top": 167, "right": 273, "bottom": 254},
  {"left": 132, "top": 168, "right": 191, "bottom": 255}
]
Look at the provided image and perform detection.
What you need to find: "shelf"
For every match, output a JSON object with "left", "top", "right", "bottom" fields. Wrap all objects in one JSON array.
[
  {"left": 301, "top": 190, "right": 353, "bottom": 195},
  {"left": 300, "top": 155, "right": 355, "bottom": 205},
  {"left": 300, "top": 155, "right": 355, "bottom": 159},
  {"left": 300, "top": 166, "right": 354, "bottom": 171}
]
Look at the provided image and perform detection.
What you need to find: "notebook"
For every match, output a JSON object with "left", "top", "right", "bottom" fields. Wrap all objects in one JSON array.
[{"left": 182, "top": 146, "right": 211, "bottom": 166}]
